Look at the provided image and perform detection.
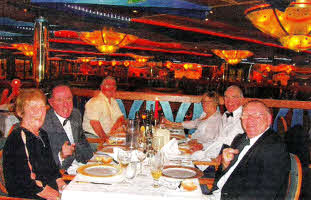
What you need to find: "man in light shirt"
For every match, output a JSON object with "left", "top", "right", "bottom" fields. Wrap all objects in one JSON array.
[
  {"left": 42, "top": 85, "right": 93, "bottom": 170},
  {"left": 83, "top": 76, "right": 125, "bottom": 149},
  {"left": 204, "top": 100, "right": 290, "bottom": 200}
]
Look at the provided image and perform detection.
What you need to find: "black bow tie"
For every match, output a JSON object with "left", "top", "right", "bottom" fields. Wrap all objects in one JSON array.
[
  {"left": 63, "top": 117, "right": 71, "bottom": 126},
  {"left": 226, "top": 112, "right": 233, "bottom": 118}
]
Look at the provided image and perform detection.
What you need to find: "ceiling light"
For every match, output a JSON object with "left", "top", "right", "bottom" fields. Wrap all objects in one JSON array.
[{"left": 245, "top": 0, "right": 311, "bottom": 52}]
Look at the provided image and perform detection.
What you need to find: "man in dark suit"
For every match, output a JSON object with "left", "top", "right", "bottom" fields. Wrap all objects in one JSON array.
[
  {"left": 42, "top": 85, "right": 93, "bottom": 170},
  {"left": 205, "top": 100, "right": 290, "bottom": 200}
]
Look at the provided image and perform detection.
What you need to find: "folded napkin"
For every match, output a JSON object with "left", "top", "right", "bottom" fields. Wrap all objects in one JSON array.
[
  {"left": 161, "top": 138, "right": 181, "bottom": 160},
  {"left": 67, "top": 160, "right": 85, "bottom": 175},
  {"left": 112, "top": 147, "right": 139, "bottom": 162}
]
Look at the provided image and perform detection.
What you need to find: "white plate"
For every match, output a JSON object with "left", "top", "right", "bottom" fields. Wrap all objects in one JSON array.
[
  {"left": 77, "top": 164, "right": 122, "bottom": 178},
  {"left": 162, "top": 165, "right": 202, "bottom": 179}
]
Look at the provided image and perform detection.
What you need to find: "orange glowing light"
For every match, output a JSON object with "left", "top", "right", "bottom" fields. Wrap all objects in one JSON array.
[
  {"left": 12, "top": 43, "right": 34, "bottom": 57},
  {"left": 245, "top": 0, "right": 311, "bottom": 51},
  {"left": 79, "top": 28, "right": 138, "bottom": 54},
  {"left": 212, "top": 50, "right": 253, "bottom": 65}
]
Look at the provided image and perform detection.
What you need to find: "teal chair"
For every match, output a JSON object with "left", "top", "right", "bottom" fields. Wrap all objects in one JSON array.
[{"left": 285, "top": 153, "right": 302, "bottom": 200}]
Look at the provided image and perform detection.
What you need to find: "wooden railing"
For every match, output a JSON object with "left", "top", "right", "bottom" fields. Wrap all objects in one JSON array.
[{"left": 71, "top": 88, "right": 311, "bottom": 131}]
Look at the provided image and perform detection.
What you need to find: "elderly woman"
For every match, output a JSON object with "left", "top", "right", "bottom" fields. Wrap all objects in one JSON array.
[
  {"left": 163, "top": 91, "right": 222, "bottom": 152},
  {"left": 3, "top": 89, "right": 66, "bottom": 200}
]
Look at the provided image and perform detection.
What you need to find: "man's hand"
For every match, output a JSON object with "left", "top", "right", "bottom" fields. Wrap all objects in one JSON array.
[
  {"left": 222, "top": 148, "right": 239, "bottom": 170},
  {"left": 61, "top": 141, "right": 76, "bottom": 159}
]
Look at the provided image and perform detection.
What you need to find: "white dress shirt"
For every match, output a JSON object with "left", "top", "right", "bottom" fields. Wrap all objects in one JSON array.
[
  {"left": 192, "top": 106, "right": 244, "bottom": 162},
  {"left": 182, "top": 111, "right": 222, "bottom": 147},
  {"left": 55, "top": 111, "right": 77, "bottom": 165}
]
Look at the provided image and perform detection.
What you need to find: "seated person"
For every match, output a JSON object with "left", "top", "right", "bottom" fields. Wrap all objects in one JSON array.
[
  {"left": 3, "top": 89, "right": 66, "bottom": 200},
  {"left": 162, "top": 91, "right": 222, "bottom": 152},
  {"left": 42, "top": 85, "right": 93, "bottom": 171},
  {"left": 204, "top": 101, "right": 290, "bottom": 200},
  {"left": 83, "top": 76, "right": 126, "bottom": 150}
]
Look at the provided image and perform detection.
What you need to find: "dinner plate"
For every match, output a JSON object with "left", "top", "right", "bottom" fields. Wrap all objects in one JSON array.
[
  {"left": 99, "top": 145, "right": 127, "bottom": 153},
  {"left": 77, "top": 164, "right": 122, "bottom": 178},
  {"left": 170, "top": 134, "right": 186, "bottom": 140},
  {"left": 162, "top": 165, "right": 203, "bottom": 179}
]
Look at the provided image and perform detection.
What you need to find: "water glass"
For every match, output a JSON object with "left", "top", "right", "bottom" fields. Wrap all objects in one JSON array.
[
  {"left": 126, "top": 119, "right": 138, "bottom": 149},
  {"left": 125, "top": 162, "right": 137, "bottom": 181}
]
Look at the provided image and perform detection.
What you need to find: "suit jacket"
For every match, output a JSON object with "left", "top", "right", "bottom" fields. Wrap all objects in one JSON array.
[
  {"left": 214, "top": 129, "right": 290, "bottom": 200},
  {"left": 42, "top": 108, "right": 93, "bottom": 169}
]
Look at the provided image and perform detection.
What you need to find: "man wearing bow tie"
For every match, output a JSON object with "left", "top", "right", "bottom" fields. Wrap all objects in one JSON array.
[
  {"left": 42, "top": 85, "right": 93, "bottom": 170},
  {"left": 204, "top": 101, "right": 290, "bottom": 200},
  {"left": 219, "top": 85, "right": 244, "bottom": 146},
  {"left": 196, "top": 86, "right": 244, "bottom": 159}
]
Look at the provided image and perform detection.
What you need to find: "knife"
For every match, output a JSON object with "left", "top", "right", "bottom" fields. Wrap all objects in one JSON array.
[{"left": 76, "top": 181, "right": 112, "bottom": 185}]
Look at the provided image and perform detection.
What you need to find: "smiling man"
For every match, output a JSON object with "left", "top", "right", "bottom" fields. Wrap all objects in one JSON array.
[
  {"left": 42, "top": 85, "right": 93, "bottom": 170},
  {"left": 82, "top": 76, "right": 126, "bottom": 150},
  {"left": 205, "top": 100, "right": 290, "bottom": 200}
]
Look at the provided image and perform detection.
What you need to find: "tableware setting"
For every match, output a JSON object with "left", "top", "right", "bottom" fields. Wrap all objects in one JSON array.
[
  {"left": 161, "top": 165, "right": 203, "bottom": 180},
  {"left": 75, "top": 163, "right": 124, "bottom": 184}
]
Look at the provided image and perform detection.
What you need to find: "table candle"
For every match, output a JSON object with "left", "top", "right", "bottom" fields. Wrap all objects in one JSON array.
[{"left": 154, "top": 98, "right": 159, "bottom": 120}]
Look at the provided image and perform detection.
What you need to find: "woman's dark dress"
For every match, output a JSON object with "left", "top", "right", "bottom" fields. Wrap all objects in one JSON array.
[{"left": 3, "top": 125, "right": 61, "bottom": 199}]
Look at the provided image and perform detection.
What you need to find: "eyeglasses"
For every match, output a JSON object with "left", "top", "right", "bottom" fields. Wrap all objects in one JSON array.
[{"left": 241, "top": 113, "right": 265, "bottom": 119}]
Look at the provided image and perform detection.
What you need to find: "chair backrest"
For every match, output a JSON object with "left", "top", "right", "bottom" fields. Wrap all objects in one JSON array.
[
  {"left": 0, "top": 150, "right": 8, "bottom": 195},
  {"left": 285, "top": 153, "right": 302, "bottom": 200}
]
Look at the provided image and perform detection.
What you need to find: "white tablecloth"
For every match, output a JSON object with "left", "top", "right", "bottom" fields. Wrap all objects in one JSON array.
[
  {"left": 0, "top": 112, "right": 19, "bottom": 137},
  {"left": 62, "top": 173, "right": 203, "bottom": 200}
]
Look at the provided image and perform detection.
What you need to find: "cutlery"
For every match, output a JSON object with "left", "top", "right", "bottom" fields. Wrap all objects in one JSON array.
[{"left": 76, "top": 181, "right": 112, "bottom": 185}]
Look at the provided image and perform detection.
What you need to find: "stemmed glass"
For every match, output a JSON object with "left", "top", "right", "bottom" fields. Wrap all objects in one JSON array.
[
  {"left": 117, "top": 150, "right": 131, "bottom": 169},
  {"left": 150, "top": 152, "right": 164, "bottom": 188},
  {"left": 136, "top": 147, "right": 147, "bottom": 176}
]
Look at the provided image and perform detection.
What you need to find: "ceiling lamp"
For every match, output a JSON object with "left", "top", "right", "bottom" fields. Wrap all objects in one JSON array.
[
  {"left": 79, "top": 28, "right": 138, "bottom": 54},
  {"left": 129, "top": 53, "right": 154, "bottom": 63},
  {"left": 12, "top": 43, "right": 34, "bottom": 56},
  {"left": 212, "top": 50, "right": 253, "bottom": 65},
  {"left": 77, "top": 57, "right": 96, "bottom": 63},
  {"left": 245, "top": 1, "right": 311, "bottom": 52}
]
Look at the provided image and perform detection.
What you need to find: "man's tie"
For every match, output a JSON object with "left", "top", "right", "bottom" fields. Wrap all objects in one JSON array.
[
  {"left": 227, "top": 135, "right": 250, "bottom": 168},
  {"left": 226, "top": 112, "right": 233, "bottom": 118}
]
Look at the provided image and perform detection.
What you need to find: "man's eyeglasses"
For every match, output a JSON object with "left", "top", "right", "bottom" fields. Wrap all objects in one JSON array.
[{"left": 241, "top": 113, "right": 265, "bottom": 119}]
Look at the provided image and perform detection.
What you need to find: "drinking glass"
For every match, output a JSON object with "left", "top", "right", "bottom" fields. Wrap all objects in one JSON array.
[
  {"left": 117, "top": 150, "right": 131, "bottom": 169},
  {"left": 150, "top": 152, "right": 164, "bottom": 188},
  {"left": 126, "top": 119, "right": 138, "bottom": 149},
  {"left": 136, "top": 148, "right": 147, "bottom": 176},
  {"left": 125, "top": 162, "right": 137, "bottom": 182}
]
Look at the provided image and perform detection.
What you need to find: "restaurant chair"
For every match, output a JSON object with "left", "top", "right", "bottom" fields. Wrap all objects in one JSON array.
[
  {"left": 193, "top": 158, "right": 220, "bottom": 190},
  {"left": 285, "top": 153, "right": 302, "bottom": 200}
]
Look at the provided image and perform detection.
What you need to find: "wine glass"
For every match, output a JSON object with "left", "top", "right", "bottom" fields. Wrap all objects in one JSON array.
[
  {"left": 136, "top": 148, "right": 147, "bottom": 176},
  {"left": 150, "top": 152, "right": 164, "bottom": 188},
  {"left": 117, "top": 150, "right": 131, "bottom": 169}
]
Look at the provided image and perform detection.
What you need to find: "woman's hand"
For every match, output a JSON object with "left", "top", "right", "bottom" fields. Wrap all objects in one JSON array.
[
  {"left": 37, "top": 185, "right": 60, "bottom": 200},
  {"left": 56, "top": 178, "right": 67, "bottom": 192}
]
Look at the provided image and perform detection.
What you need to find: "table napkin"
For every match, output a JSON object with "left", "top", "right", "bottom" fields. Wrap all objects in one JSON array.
[
  {"left": 67, "top": 160, "right": 86, "bottom": 175},
  {"left": 112, "top": 147, "right": 139, "bottom": 162},
  {"left": 160, "top": 138, "right": 181, "bottom": 160}
]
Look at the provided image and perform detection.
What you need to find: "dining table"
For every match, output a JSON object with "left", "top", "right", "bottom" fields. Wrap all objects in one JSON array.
[{"left": 61, "top": 127, "right": 207, "bottom": 200}]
